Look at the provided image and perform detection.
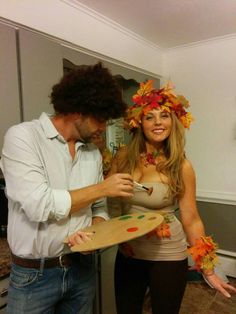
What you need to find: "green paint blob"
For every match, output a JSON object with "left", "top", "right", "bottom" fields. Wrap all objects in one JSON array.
[
  {"left": 137, "top": 215, "right": 145, "bottom": 219},
  {"left": 119, "top": 215, "right": 133, "bottom": 220}
]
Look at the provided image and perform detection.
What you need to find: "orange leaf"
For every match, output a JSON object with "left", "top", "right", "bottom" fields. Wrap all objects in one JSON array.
[{"left": 155, "top": 223, "right": 171, "bottom": 239}]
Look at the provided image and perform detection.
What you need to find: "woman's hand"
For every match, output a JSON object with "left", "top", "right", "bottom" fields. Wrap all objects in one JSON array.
[{"left": 203, "top": 272, "right": 236, "bottom": 298}]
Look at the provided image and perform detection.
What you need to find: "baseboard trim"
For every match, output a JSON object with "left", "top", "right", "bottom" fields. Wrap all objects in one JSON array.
[
  {"left": 218, "top": 254, "right": 236, "bottom": 278},
  {"left": 196, "top": 190, "right": 236, "bottom": 205}
]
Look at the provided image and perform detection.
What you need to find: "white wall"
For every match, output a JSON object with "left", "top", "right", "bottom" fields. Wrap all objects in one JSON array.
[
  {"left": 164, "top": 37, "right": 236, "bottom": 204},
  {"left": 0, "top": 0, "right": 164, "bottom": 76}
]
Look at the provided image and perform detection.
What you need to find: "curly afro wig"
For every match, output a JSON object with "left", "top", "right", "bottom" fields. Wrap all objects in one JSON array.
[{"left": 50, "top": 62, "right": 127, "bottom": 120}]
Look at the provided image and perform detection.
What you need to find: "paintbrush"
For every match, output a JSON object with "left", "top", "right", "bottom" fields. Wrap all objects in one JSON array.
[{"left": 134, "top": 181, "right": 153, "bottom": 196}]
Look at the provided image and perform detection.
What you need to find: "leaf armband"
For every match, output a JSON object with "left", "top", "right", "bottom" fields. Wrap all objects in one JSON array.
[{"left": 188, "top": 236, "right": 218, "bottom": 272}]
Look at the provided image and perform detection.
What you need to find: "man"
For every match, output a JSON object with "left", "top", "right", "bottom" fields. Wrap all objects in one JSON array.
[{"left": 0, "top": 62, "right": 134, "bottom": 314}]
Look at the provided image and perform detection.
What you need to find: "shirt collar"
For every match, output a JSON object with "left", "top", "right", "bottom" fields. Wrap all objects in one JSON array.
[
  {"left": 39, "top": 112, "right": 59, "bottom": 139},
  {"left": 39, "top": 112, "right": 86, "bottom": 149}
]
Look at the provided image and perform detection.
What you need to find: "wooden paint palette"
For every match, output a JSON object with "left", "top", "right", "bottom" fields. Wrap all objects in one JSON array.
[{"left": 64, "top": 212, "right": 164, "bottom": 252}]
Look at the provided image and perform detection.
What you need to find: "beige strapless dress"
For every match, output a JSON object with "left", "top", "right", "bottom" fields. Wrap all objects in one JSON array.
[{"left": 120, "top": 182, "right": 188, "bottom": 261}]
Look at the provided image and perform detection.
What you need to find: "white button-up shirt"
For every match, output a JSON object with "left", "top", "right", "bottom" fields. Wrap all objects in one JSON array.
[{"left": 0, "top": 112, "right": 109, "bottom": 258}]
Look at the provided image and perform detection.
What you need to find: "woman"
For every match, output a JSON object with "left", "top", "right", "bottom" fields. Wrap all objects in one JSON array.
[{"left": 108, "top": 81, "right": 236, "bottom": 314}]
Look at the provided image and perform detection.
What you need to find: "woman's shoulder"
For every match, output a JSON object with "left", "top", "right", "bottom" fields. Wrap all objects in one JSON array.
[
  {"left": 181, "top": 159, "right": 196, "bottom": 178},
  {"left": 108, "top": 145, "right": 128, "bottom": 175},
  {"left": 182, "top": 158, "right": 193, "bottom": 169},
  {"left": 114, "top": 145, "right": 128, "bottom": 160}
]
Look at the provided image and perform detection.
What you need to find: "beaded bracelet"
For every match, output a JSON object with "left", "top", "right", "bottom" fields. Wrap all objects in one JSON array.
[{"left": 188, "top": 236, "right": 218, "bottom": 272}]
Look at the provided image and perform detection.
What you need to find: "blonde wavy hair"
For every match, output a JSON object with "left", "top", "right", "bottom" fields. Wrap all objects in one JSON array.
[{"left": 115, "top": 112, "right": 186, "bottom": 199}]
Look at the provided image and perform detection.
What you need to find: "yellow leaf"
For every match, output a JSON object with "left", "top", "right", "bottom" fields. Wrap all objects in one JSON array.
[{"left": 137, "top": 80, "right": 154, "bottom": 96}]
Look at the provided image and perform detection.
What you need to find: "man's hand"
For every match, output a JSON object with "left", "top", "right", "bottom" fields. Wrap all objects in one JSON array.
[
  {"left": 100, "top": 173, "right": 134, "bottom": 198},
  {"left": 67, "top": 217, "right": 105, "bottom": 254},
  {"left": 92, "top": 216, "right": 106, "bottom": 225},
  {"left": 67, "top": 230, "right": 94, "bottom": 247},
  {"left": 69, "top": 173, "right": 134, "bottom": 215}
]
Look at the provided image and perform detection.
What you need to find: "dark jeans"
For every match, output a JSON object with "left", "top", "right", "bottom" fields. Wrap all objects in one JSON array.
[
  {"left": 115, "top": 251, "right": 188, "bottom": 314},
  {"left": 7, "top": 253, "right": 96, "bottom": 314}
]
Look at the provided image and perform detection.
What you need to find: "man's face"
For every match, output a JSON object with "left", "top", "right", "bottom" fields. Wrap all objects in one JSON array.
[{"left": 74, "top": 115, "right": 106, "bottom": 143}]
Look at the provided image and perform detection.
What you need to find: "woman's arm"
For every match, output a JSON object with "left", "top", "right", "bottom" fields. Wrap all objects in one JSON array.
[
  {"left": 179, "top": 159, "right": 236, "bottom": 298},
  {"left": 178, "top": 159, "right": 205, "bottom": 244}
]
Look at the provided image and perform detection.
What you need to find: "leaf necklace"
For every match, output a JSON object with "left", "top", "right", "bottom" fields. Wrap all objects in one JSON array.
[{"left": 140, "top": 150, "right": 162, "bottom": 167}]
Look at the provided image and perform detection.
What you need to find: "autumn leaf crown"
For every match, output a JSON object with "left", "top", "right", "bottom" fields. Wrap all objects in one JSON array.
[{"left": 124, "top": 80, "right": 193, "bottom": 131}]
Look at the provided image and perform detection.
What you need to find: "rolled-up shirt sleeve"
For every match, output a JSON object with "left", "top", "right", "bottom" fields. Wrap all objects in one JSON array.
[{"left": 51, "top": 189, "right": 71, "bottom": 220}]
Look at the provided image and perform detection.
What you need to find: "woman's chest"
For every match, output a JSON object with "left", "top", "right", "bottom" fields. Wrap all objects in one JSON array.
[{"left": 133, "top": 166, "right": 167, "bottom": 184}]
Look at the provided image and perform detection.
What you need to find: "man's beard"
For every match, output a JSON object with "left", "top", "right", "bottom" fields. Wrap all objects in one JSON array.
[
  {"left": 79, "top": 135, "right": 93, "bottom": 143},
  {"left": 80, "top": 132, "right": 102, "bottom": 144},
  {"left": 75, "top": 119, "right": 104, "bottom": 144}
]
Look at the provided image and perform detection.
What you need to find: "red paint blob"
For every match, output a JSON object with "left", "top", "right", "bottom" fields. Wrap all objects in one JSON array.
[{"left": 127, "top": 227, "right": 138, "bottom": 232}]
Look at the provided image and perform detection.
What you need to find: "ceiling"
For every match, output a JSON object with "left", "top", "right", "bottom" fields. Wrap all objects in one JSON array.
[{"left": 75, "top": 0, "right": 236, "bottom": 48}]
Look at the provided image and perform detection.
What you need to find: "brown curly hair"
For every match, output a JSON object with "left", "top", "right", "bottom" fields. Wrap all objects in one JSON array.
[{"left": 50, "top": 62, "right": 127, "bottom": 120}]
